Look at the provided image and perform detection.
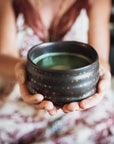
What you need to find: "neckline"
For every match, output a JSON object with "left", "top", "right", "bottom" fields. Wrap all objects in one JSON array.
[{"left": 34, "top": 0, "right": 76, "bottom": 32}]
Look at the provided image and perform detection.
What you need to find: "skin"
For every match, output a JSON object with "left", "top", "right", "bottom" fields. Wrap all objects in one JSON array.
[{"left": 0, "top": 0, "right": 111, "bottom": 116}]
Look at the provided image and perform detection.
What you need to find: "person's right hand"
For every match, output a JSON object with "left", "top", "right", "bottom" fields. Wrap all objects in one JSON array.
[{"left": 15, "top": 60, "right": 57, "bottom": 116}]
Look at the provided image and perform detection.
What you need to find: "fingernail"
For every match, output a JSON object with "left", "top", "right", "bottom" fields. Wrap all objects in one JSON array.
[
  {"left": 37, "top": 94, "right": 44, "bottom": 101},
  {"left": 79, "top": 101, "right": 88, "bottom": 109},
  {"left": 47, "top": 103, "right": 54, "bottom": 110},
  {"left": 49, "top": 109, "right": 56, "bottom": 116},
  {"left": 82, "top": 103, "right": 89, "bottom": 109}
]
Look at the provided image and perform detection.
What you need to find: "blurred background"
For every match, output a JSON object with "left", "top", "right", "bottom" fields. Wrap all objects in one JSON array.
[{"left": 110, "top": 0, "right": 114, "bottom": 90}]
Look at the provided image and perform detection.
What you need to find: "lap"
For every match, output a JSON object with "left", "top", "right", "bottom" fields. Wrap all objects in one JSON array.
[{"left": 0, "top": 84, "right": 114, "bottom": 144}]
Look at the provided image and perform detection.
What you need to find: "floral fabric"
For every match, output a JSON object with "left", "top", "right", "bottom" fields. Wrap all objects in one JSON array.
[{"left": 0, "top": 9, "right": 114, "bottom": 144}]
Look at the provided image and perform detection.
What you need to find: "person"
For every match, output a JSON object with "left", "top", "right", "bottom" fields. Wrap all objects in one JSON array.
[{"left": 0, "top": 0, "right": 113, "bottom": 143}]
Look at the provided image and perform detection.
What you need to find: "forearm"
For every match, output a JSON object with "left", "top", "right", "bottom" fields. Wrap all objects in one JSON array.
[
  {"left": 0, "top": 1, "right": 21, "bottom": 82},
  {"left": 0, "top": 54, "right": 22, "bottom": 82},
  {"left": 88, "top": 0, "right": 111, "bottom": 71},
  {"left": 88, "top": 23, "right": 110, "bottom": 62},
  {"left": 88, "top": 22, "right": 111, "bottom": 71}
]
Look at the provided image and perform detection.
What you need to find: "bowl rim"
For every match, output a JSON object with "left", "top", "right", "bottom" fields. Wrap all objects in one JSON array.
[{"left": 27, "top": 41, "right": 99, "bottom": 73}]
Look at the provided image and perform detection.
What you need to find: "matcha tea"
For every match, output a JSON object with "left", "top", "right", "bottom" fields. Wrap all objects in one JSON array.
[{"left": 33, "top": 52, "right": 91, "bottom": 70}]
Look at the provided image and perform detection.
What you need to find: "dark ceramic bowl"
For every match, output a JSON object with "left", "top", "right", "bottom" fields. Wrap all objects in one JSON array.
[{"left": 26, "top": 41, "right": 99, "bottom": 106}]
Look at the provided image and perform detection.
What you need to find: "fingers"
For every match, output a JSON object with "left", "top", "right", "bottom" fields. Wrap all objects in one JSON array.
[
  {"left": 79, "top": 65, "right": 111, "bottom": 110},
  {"left": 15, "top": 60, "right": 27, "bottom": 84},
  {"left": 19, "top": 80, "right": 57, "bottom": 114},
  {"left": 15, "top": 60, "right": 44, "bottom": 104},
  {"left": 62, "top": 102, "right": 80, "bottom": 113},
  {"left": 79, "top": 93, "right": 104, "bottom": 109},
  {"left": 19, "top": 79, "right": 57, "bottom": 114},
  {"left": 98, "top": 79, "right": 110, "bottom": 93},
  {"left": 98, "top": 66, "right": 111, "bottom": 93},
  {"left": 15, "top": 60, "right": 58, "bottom": 115},
  {"left": 35, "top": 101, "right": 58, "bottom": 116},
  {"left": 35, "top": 101, "right": 54, "bottom": 111},
  {"left": 19, "top": 80, "right": 43, "bottom": 104},
  {"left": 99, "top": 66, "right": 111, "bottom": 80},
  {"left": 62, "top": 104, "right": 69, "bottom": 113},
  {"left": 48, "top": 107, "right": 58, "bottom": 116}
]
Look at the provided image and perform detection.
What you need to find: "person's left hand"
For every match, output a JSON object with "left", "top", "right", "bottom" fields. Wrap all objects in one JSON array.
[{"left": 62, "top": 62, "right": 111, "bottom": 113}]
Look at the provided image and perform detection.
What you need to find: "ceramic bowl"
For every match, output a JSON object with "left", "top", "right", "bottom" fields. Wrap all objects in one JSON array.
[{"left": 26, "top": 41, "right": 99, "bottom": 106}]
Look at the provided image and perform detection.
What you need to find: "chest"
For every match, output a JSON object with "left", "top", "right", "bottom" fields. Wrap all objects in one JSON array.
[{"left": 35, "top": 0, "right": 76, "bottom": 30}]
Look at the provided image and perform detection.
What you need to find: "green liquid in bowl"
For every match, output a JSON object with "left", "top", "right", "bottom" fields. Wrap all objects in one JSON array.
[{"left": 33, "top": 52, "right": 91, "bottom": 70}]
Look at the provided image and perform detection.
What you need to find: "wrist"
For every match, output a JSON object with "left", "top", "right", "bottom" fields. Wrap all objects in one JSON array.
[{"left": 99, "top": 58, "right": 111, "bottom": 72}]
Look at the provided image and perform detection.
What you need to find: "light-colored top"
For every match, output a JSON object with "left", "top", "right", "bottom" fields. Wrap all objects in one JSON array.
[
  {"left": 0, "top": 6, "right": 114, "bottom": 144},
  {"left": 16, "top": 9, "right": 89, "bottom": 58}
]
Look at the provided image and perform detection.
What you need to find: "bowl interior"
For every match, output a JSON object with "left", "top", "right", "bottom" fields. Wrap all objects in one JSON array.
[
  {"left": 28, "top": 41, "right": 98, "bottom": 70},
  {"left": 33, "top": 52, "right": 91, "bottom": 70}
]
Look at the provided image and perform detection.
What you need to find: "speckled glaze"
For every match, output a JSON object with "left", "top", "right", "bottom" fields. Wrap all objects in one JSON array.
[{"left": 27, "top": 41, "right": 99, "bottom": 106}]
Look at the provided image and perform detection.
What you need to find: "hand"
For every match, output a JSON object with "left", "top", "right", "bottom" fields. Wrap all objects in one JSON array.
[
  {"left": 15, "top": 60, "right": 57, "bottom": 116},
  {"left": 62, "top": 62, "right": 111, "bottom": 113},
  {"left": 15, "top": 60, "right": 111, "bottom": 115}
]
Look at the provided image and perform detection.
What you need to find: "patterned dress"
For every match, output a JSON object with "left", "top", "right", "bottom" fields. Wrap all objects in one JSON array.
[{"left": 0, "top": 7, "right": 114, "bottom": 144}]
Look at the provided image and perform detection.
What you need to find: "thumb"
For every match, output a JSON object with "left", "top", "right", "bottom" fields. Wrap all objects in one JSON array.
[
  {"left": 17, "top": 71, "right": 26, "bottom": 84},
  {"left": 15, "top": 60, "right": 27, "bottom": 84}
]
